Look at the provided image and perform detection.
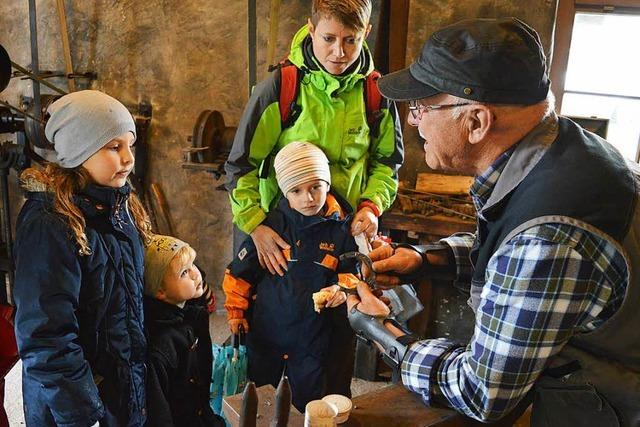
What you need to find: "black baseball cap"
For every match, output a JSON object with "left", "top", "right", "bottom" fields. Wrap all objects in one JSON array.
[{"left": 378, "top": 17, "right": 550, "bottom": 104}]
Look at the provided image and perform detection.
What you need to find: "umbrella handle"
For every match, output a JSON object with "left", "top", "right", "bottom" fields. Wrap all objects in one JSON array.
[{"left": 232, "top": 324, "right": 245, "bottom": 362}]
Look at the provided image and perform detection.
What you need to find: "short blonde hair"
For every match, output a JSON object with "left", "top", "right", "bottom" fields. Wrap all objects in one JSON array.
[
  {"left": 311, "top": 0, "right": 372, "bottom": 32},
  {"left": 143, "top": 235, "right": 193, "bottom": 297},
  {"left": 158, "top": 245, "right": 197, "bottom": 292},
  {"left": 168, "top": 245, "right": 197, "bottom": 280}
]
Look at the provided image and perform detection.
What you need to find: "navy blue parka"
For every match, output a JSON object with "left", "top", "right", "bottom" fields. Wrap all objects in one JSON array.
[{"left": 13, "top": 181, "right": 147, "bottom": 427}]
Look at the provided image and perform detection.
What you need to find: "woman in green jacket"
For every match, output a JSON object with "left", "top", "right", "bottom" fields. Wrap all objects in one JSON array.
[{"left": 225, "top": 0, "right": 403, "bottom": 275}]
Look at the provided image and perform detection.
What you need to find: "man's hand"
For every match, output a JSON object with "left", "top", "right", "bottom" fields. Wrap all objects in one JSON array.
[
  {"left": 250, "top": 224, "right": 290, "bottom": 276},
  {"left": 346, "top": 281, "right": 391, "bottom": 318},
  {"left": 228, "top": 318, "right": 249, "bottom": 334},
  {"left": 368, "top": 243, "right": 423, "bottom": 288},
  {"left": 351, "top": 207, "right": 378, "bottom": 241}
]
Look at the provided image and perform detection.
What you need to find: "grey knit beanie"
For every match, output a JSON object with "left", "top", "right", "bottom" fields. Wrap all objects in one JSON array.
[
  {"left": 45, "top": 90, "right": 136, "bottom": 168},
  {"left": 274, "top": 141, "right": 331, "bottom": 195}
]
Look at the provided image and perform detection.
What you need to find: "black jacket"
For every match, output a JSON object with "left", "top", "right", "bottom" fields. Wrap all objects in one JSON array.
[{"left": 144, "top": 296, "right": 224, "bottom": 427}]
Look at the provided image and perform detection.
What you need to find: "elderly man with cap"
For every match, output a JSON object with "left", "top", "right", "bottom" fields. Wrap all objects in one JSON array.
[{"left": 346, "top": 17, "right": 640, "bottom": 426}]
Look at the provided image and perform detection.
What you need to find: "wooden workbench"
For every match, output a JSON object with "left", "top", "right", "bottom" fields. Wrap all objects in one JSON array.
[{"left": 223, "top": 384, "right": 468, "bottom": 427}]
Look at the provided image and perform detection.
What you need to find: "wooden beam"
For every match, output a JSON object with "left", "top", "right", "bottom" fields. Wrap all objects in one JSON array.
[
  {"left": 55, "top": 0, "right": 76, "bottom": 92},
  {"left": 388, "top": 0, "right": 410, "bottom": 124},
  {"left": 576, "top": 0, "right": 640, "bottom": 7},
  {"left": 549, "top": 0, "right": 576, "bottom": 112},
  {"left": 388, "top": 0, "right": 410, "bottom": 73}
]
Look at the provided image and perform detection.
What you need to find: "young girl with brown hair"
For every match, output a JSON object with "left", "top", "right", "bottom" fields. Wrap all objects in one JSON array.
[{"left": 13, "top": 90, "right": 151, "bottom": 427}]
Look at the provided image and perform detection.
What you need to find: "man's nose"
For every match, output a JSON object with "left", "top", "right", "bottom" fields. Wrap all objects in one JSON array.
[
  {"left": 333, "top": 42, "right": 345, "bottom": 58},
  {"left": 407, "top": 113, "right": 419, "bottom": 127}
]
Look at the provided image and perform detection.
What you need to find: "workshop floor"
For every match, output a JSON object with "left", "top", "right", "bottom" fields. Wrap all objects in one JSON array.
[{"left": 4, "top": 311, "right": 388, "bottom": 425}]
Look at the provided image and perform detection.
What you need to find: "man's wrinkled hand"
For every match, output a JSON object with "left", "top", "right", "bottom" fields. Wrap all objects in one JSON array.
[
  {"left": 368, "top": 244, "right": 423, "bottom": 288},
  {"left": 250, "top": 224, "right": 290, "bottom": 277}
]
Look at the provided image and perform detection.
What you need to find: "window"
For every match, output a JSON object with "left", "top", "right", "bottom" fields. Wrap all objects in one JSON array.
[{"left": 560, "top": 12, "right": 640, "bottom": 160}]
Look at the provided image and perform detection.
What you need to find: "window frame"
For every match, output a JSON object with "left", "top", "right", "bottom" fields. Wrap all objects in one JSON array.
[{"left": 550, "top": 0, "right": 640, "bottom": 111}]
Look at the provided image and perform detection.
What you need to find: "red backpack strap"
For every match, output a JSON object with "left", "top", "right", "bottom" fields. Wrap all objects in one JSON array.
[
  {"left": 278, "top": 61, "right": 301, "bottom": 128},
  {"left": 364, "top": 70, "right": 384, "bottom": 137},
  {"left": 259, "top": 60, "right": 301, "bottom": 180}
]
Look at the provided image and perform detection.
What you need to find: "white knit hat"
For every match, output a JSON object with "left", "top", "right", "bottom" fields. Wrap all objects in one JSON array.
[{"left": 274, "top": 142, "right": 331, "bottom": 195}]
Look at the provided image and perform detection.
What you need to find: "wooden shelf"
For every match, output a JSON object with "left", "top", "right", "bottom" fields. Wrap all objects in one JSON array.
[{"left": 381, "top": 211, "right": 475, "bottom": 237}]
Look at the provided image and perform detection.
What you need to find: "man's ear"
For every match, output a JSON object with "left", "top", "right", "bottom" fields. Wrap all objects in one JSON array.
[
  {"left": 155, "top": 289, "right": 166, "bottom": 301},
  {"left": 466, "top": 104, "right": 494, "bottom": 145}
]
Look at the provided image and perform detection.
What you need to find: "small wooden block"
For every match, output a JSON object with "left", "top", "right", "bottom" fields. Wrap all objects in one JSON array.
[{"left": 416, "top": 173, "right": 474, "bottom": 195}]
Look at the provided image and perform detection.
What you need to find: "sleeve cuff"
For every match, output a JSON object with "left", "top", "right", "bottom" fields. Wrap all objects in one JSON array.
[
  {"left": 401, "top": 338, "right": 458, "bottom": 406},
  {"left": 439, "top": 233, "right": 475, "bottom": 289},
  {"left": 226, "top": 309, "right": 244, "bottom": 320},
  {"left": 357, "top": 200, "right": 381, "bottom": 217}
]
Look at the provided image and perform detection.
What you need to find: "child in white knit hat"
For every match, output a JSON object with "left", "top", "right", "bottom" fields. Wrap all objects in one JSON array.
[
  {"left": 143, "top": 234, "right": 223, "bottom": 427},
  {"left": 223, "top": 141, "right": 361, "bottom": 411}
]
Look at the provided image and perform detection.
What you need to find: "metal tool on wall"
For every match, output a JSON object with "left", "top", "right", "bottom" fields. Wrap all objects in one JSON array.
[
  {"left": 149, "top": 183, "right": 175, "bottom": 236},
  {"left": 182, "top": 109, "right": 237, "bottom": 182}
]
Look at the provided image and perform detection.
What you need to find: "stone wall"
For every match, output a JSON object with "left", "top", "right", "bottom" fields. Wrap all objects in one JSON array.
[{"left": 0, "top": 0, "right": 557, "bottom": 302}]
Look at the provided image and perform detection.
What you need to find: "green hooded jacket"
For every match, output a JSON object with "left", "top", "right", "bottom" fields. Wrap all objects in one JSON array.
[{"left": 225, "top": 25, "right": 404, "bottom": 234}]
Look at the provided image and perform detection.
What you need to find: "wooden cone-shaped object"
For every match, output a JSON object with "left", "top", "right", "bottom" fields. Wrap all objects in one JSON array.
[
  {"left": 239, "top": 381, "right": 258, "bottom": 427},
  {"left": 270, "top": 376, "right": 292, "bottom": 427}
]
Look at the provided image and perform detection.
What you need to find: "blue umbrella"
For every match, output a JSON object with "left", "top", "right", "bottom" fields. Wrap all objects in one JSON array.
[{"left": 210, "top": 327, "right": 248, "bottom": 423}]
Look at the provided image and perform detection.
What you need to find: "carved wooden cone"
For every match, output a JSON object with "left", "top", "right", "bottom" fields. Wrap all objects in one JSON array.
[
  {"left": 239, "top": 381, "right": 258, "bottom": 427},
  {"left": 270, "top": 375, "right": 292, "bottom": 427}
]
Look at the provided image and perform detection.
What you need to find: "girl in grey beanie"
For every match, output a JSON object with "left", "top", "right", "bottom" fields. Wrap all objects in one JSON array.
[{"left": 13, "top": 90, "right": 152, "bottom": 427}]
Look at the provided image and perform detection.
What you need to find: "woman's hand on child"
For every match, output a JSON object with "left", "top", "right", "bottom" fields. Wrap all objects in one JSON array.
[
  {"left": 351, "top": 207, "right": 378, "bottom": 240},
  {"left": 322, "top": 285, "right": 347, "bottom": 308},
  {"left": 250, "top": 225, "right": 290, "bottom": 276},
  {"left": 228, "top": 318, "right": 249, "bottom": 334}
]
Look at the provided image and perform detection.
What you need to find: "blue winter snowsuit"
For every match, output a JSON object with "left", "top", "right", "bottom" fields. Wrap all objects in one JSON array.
[
  {"left": 13, "top": 182, "right": 147, "bottom": 427},
  {"left": 224, "top": 193, "right": 358, "bottom": 411}
]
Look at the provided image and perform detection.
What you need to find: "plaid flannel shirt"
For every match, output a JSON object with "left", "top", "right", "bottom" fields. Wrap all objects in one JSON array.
[{"left": 400, "top": 149, "right": 628, "bottom": 422}]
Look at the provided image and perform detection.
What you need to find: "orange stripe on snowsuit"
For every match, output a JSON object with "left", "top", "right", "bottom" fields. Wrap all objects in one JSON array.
[
  {"left": 319, "top": 254, "right": 338, "bottom": 270},
  {"left": 222, "top": 269, "right": 252, "bottom": 320}
]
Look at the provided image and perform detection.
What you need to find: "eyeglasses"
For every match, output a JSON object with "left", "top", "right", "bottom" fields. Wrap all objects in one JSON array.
[{"left": 408, "top": 100, "right": 472, "bottom": 121}]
